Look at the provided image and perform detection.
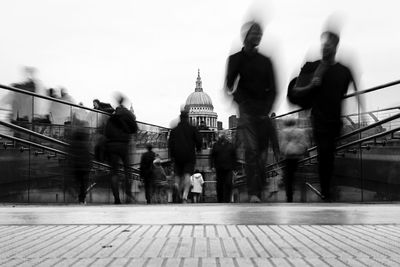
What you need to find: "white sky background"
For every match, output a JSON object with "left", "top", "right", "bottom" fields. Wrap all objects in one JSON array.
[{"left": 0, "top": 0, "right": 399, "bottom": 127}]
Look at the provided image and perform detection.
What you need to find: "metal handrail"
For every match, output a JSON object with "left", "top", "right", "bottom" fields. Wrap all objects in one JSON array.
[
  {"left": 266, "top": 125, "right": 400, "bottom": 173},
  {"left": 273, "top": 79, "right": 400, "bottom": 120},
  {"left": 0, "top": 119, "right": 173, "bottom": 174},
  {"left": 342, "top": 105, "right": 400, "bottom": 118},
  {"left": 273, "top": 108, "right": 302, "bottom": 120},
  {"left": 0, "top": 133, "right": 67, "bottom": 156},
  {"left": 334, "top": 126, "right": 400, "bottom": 153},
  {"left": 344, "top": 80, "right": 400, "bottom": 99},
  {"left": 229, "top": 79, "right": 400, "bottom": 160},
  {"left": 333, "top": 113, "right": 400, "bottom": 142},
  {"left": 0, "top": 83, "right": 170, "bottom": 130},
  {"left": 0, "top": 120, "right": 69, "bottom": 147},
  {"left": 2, "top": 79, "right": 399, "bottom": 131},
  {"left": 238, "top": 110, "right": 400, "bottom": 170},
  {"left": 0, "top": 132, "right": 140, "bottom": 176},
  {"left": 303, "top": 111, "right": 400, "bottom": 154}
]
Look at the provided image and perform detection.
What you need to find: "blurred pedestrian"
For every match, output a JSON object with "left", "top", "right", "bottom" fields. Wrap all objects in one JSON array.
[
  {"left": 269, "top": 113, "right": 281, "bottom": 162},
  {"left": 280, "top": 118, "right": 309, "bottom": 202},
  {"left": 104, "top": 95, "right": 138, "bottom": 204},
  {"left": 93, "top": 99, "right": 115, "bottom": 114},
  {"left": 140, "top": 143, "right": 156, "bottom": 204},
  {"left": 5, "top": 66, "right": 37, "bottom": 124},
  {"left": 68, "top": 120, "right": 92, "bottom": 204},
  {"left": 60, "top": 88, "right": 75, "bottom": 104},
  {"left": 92, "top": 99, "right": 114, "bottom": 160},
  {"left": 72, "top": 102, "right": 89, "bottom": 125},
  {"left": 292, "top": 29, "right": 363, "bottom": 201},
  {"left": 211, "top": 134, "right": 237, "bottom": 203},
  {"left": 48, "top": 88, "right": 69, "bottom": 125},
  {"left": 168, "top": 110, "right": 202, "bottom": 203},
  {"left": 190, "top": 169, "right": 204, "bottom": 203},
  {"left": 225, "top": 21, "right": 279, "bottom": 203},
  {"left": 151, "top": 157, "right": 168, "bottom": 203}
]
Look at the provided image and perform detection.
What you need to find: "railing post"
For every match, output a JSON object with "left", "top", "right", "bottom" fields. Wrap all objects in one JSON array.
[
  {"left": 358, "top": 98, "right": 364, "bottom": 202},
  {"left": 28, "top": 94, "right": 35, "bottom": 203}
]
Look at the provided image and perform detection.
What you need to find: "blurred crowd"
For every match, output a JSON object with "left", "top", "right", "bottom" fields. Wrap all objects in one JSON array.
[{"left": 0, "top": 13, "right": 364, "bottom": 205}]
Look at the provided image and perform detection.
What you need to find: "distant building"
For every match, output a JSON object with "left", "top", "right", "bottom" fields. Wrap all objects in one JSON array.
[
  {"left": 228, "top": 115, "right": 238, "bottom": 129},
  {"left": 217, "top": 121, "right": 223, "bottom": 130},
  {"left": 184, "top": 69, "right": 218, "bottom": 131}
]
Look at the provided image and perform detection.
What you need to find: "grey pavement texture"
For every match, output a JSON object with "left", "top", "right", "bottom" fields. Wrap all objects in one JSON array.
[{"left": 0, "top": 203, "right": 399, "bottom": 266}]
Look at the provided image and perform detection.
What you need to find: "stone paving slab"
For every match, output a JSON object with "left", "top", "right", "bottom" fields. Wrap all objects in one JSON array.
[
  {"left": 1, "top": 224, "right": 400, "bottom": 266},
  {"left": 1, "top": 204, "right": 400, "bottom": 266}
]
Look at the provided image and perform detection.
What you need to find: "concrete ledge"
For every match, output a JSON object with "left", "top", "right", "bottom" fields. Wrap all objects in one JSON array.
[{"left": 1, "top": 203, "right": 400, "bottom": 225}]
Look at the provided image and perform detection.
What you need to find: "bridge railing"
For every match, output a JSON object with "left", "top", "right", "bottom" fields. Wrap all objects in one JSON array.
[
  {"left": 0, "top": 129, "right": 142, "bottom": 203},
  {"left": 0, "top": 83, "right": 170, "bottom": 142},
  {"left": 0, "top": 83, "right": 173, "bottom": 203},
  {"left": 231, "top": 79, "right": 400, "bottom": 202},
  {"left": 0, "top": 83, "right": 171, "bottom": 163}
]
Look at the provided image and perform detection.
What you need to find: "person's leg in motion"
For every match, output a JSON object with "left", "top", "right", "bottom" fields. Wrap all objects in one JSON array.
[
  {"left": 172, "top": 174, "right": 182, "bottom": 203},
  {"left": 173, "top": 164, "right": 184, "bottom": 203},
  {"left": 247, "top": 118, "right": 269, "bottom": 202},
  {"left": 182, "top": 173, "right": 191, "bottom": 203},
  {"left": 222, "top": 170, "right": 233, "bottom": 203},
  {"left": 120, "top": 145, "right": 134, "bottom": 203},
  {"left": 144, "top": 178, "right": 152, "bottom": 204},
  {"left": 107, "top": 144, "right": 121, "bottom": 204},
  {"left": 76, "top": 170, "right": 88, "bottom": 204},
  {"left": 216, "top": 169, "right": 225, "bottom": 203},
  {"left": 110, "top": 171, "right": 120, "bottom": 204},
  {"left": 314, "top": 128, "right": 335, "bottom": 201},
  {"left": 239, "top": 117, "right": 263, "bottom": 203},
  {"left": 284, "top": 159, "right": 298, "bottom": 202}
]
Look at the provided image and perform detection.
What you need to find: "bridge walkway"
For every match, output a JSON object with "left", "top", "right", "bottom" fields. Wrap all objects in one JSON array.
[{"left": 0, "top": 203, "right": 400, "bottom": 266}]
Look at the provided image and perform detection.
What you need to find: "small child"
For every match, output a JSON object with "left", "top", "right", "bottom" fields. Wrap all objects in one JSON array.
[
  {"left": 190, "top": 169, "right": 204, "bottom": 203},
  {"left": 280, "top": 119, "right": 309, "bottom": 202}
]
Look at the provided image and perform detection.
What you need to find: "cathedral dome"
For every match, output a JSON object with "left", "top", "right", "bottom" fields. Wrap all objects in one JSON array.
[
  {"left": 185, "top": 91, "right": 213, "bottom": 108},
  {"left": 184, "top": 69, "right": 218, "bottom": 131},
  {"left": 185, "top": 69, "right": 213, "bottom": 109}
]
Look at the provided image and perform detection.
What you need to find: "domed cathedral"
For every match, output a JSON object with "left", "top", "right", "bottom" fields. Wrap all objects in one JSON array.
[{"left": 185, "top": 69, "right": 218, "bottom": 131}]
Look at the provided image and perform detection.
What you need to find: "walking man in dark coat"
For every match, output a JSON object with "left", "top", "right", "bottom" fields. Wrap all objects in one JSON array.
[
  {"left": 292, "top": 29, "right": 363, "bottom": 201},
  {"left": 104, "top": 96, "right": 138, "bottom": 204},
  {"left": 211, "top": 134, "right": 237, "bottom": 203},
  {"left": 68, "top": 122, "right": 92, "bottom": 204},
  {"left": 168, "top": 110, "right": 202, "bottom": 203},
  {"left": 225, "top": 21, "right": 279, "bottom": 203},
  {"left": 140, "top": 144, "right": 156, "bottom": 204}
]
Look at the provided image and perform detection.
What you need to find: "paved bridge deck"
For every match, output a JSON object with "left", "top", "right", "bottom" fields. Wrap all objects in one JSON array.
[{"left": 0, "top": 203, "right": 400, "bottom": 266}]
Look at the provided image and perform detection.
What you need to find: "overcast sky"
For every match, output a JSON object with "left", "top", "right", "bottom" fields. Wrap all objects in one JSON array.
[{"left": 0, "top": 0, "right": 399, "bottom": 128}]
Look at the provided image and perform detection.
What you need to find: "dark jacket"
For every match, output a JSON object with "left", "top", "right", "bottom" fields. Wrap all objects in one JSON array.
[
  {"left": 69, "top": 129, "right": 92, "bottom": 171},
  {"left": 168, "top": 120, "right": 202, "bottom": 164},
  {"left": 309, "top": 61, "right": 353, "bottom": 124},
  {"left": 226, "top": 49, "right": 277, "bottom": 116},
  {"left": 211, "top": 139, "right": 237, "bottom": 171},
  {"left": 12, "top": 79, "right": 36, "bottom": 92},
  {"left": 95, "top": 102, "right": 115, "bottom": 114},
  {"left": 105, "top": 106, "right": 138, "bottom": 143},
  {"left": 140, "top": 150, "right": 156, "bottom": 180}
]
